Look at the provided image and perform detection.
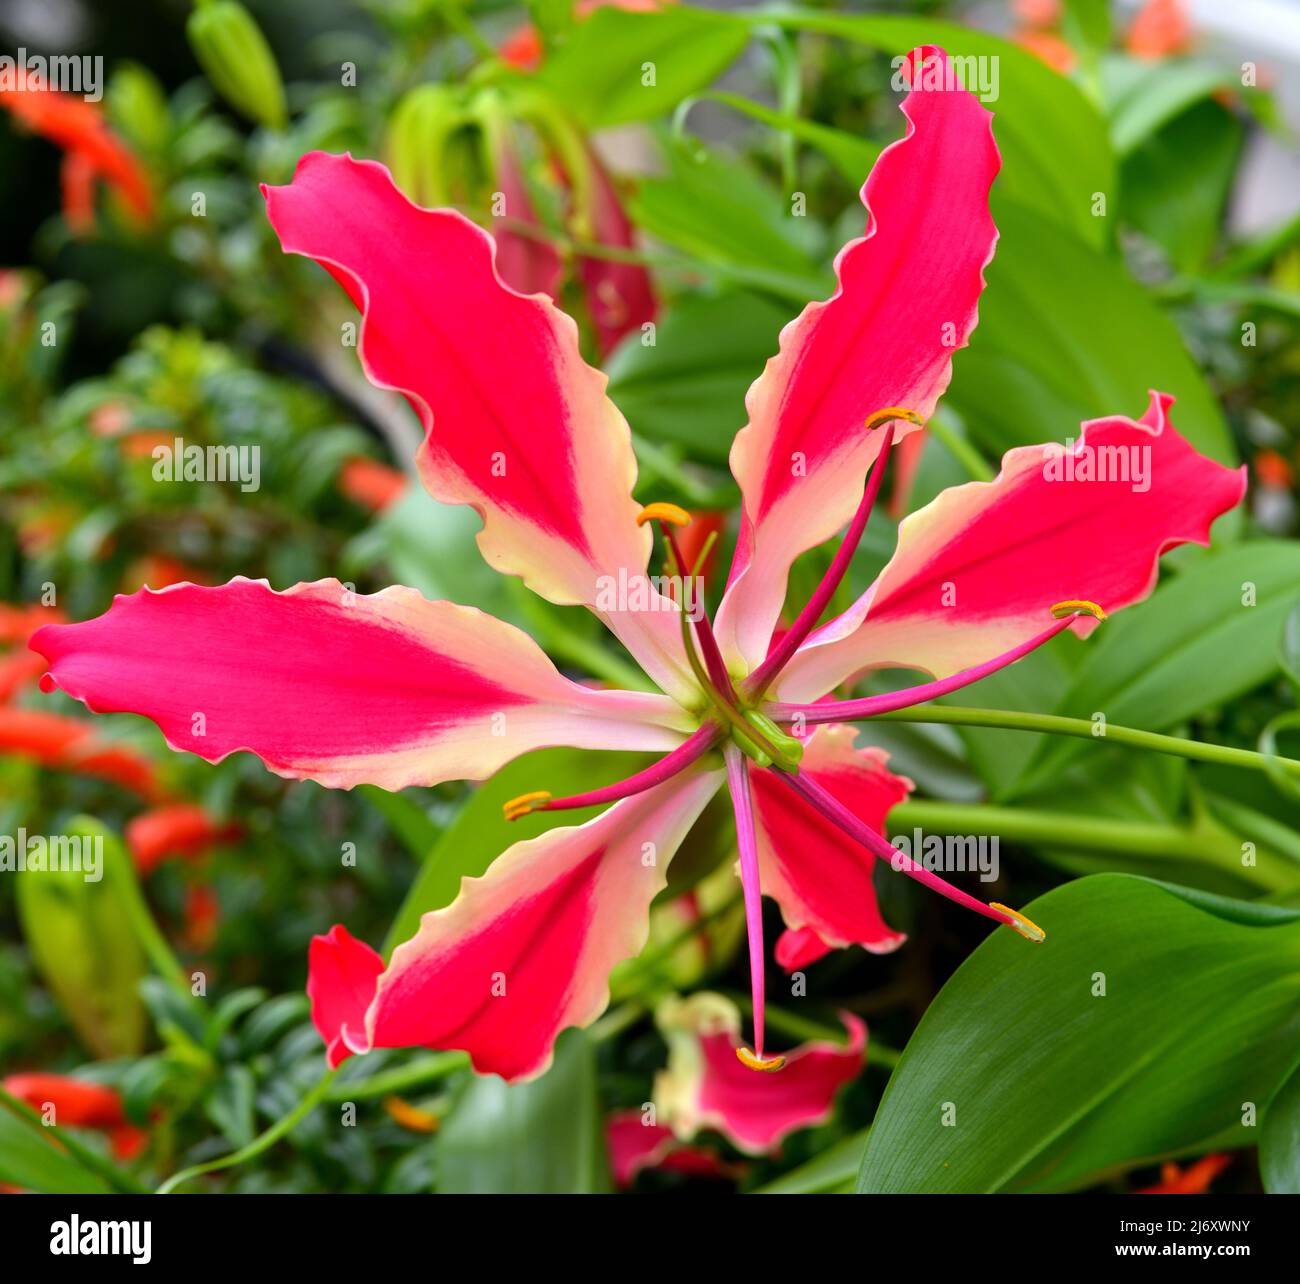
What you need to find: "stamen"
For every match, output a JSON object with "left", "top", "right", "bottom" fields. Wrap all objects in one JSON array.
[
  {"left": 736, "top": 1047, "right": 786, "bottom": 1072},
  {"left": 724, "top": 744, "right": 770, "bottom": 1064},
  {"left": 660, "top": 524, "right": 732, "bottom": 698},
  {"left": 772, "top": 766, "right": 1042, "bottom": 938},
  {"left": 636, "top": 501, "right": 691, "bottom": 528},
  {"left": 991, "top": 902, "right": 1046, "bottom": 943},
  {"left": 771, "top": 605, "right": 1102, "bottom": 726},
  {"left": 1051, "top": 599, "right": 1107, "bottom": 621},
  {"left": 503, "top": 790, "right": 551, "bottom": 821},
  {"left": 746, "top": 411, "right": 917, "bottom": 699},
  {"left": 502, "top": 725, "right": 720, "bottom": 820}
]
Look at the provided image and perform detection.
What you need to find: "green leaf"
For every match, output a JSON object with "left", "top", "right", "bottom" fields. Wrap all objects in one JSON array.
[
  {"left": 383, "top": 748, "right": 653, "bottom": 954},
  {"left": 755, "top": 1127, "right": 867, "bottom": 1194},
  {"left": 538, "top": 7, "right": 749, "bottom": 128},
  {"left": 357, "top": 783, "right": 441, "bottom": 863},
  {"left": 947, "top": 199, "right": 1236, "bottom": 469},
  {"left": 766, "top": 9, "right": 1116, "bottom": 248},
  {"left": 857, "top": 875, "right": 1300, "bottom": 1192},
  {"left": 1261, "top": 1054, "right": 1300, "bottom": 1193},
  {"left": 1104, "top": 55, "right": 1239, "bottom": 156},
  {"left": 0, "top": 1107, "right": 111, "bottom": 1194},
  {"left": 1281, "top": 601, "right": 1300, "bottom": 692},
  {"left": 15, "top": 821, "right": 148, "bottom": 1058},
  {"left": 1012, "top": 542, "right": 1300, "bottom": 796},
  {"left": 629, "top": 138, "right": 830, "bottom": 304},
  {"left": 1120, "top": 99, "right": 1243, "bottom": 272},
  {"left": 1062, "top": 0, "right": 1111, "bottom": 49},
  {"left": 607, "top": 290, "right": 793, "bottom": 463},
  {"left": 435, "top": 1028, "right": 610, "bottom": 1193}
]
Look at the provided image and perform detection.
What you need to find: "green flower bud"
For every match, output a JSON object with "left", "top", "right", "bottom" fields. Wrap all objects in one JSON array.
[
  {"left": 385, "top": 84, "right": 466, "bottom": 208},
  {"left": 186, "top": 1, "right": 287, "bottom": 129}
]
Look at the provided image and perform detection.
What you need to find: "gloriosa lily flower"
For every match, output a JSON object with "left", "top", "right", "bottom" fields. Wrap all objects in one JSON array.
[{"left": 31, "top": 47, "right": 1244, "bottom": 1082}]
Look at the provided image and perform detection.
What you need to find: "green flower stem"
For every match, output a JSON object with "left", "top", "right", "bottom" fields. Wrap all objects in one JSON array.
[
  {"left": 875, "top": 705, "right": 1300, "bottom": 782},
  {"left": 156, "top": 1068, "right": 340, "bottom": 1194},
  {"left": 326, "top": 1052, "right": 467, "bottom": 1102},
  {"left": 923, "top": 415, "right": 994, "bottom": 481},
  {"left": 0, "top": 1086, "right": 149, "bottom": 1195}
]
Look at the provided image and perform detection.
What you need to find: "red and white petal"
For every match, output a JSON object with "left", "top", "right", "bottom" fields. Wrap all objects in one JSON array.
[
  {"left": 654, "top": 992, "right": 866, "bottom": 1154},
  {"left": 307, "top": 925, "right": 386, "bottom": 1069},
  {"left": 713, "top": 46, "right": 1000, "bottom": 675},
  {"left": 263, "top": 152, "right": 692, "bottom": 700},
  {"left": 322, "top": 767, "right": 721, "bottom": 1081},
  {"left": 774, "top": 925, "right": 835, "bottom": 972},
  {"left": 750, "top": 726, "right": 909, "bottom": 953},
  {"left": 31, "top": 577, "right": 691, "bottom": 791},
  {"left": 774, "top": 391, "right": 1247, "bottom": 702},
  {"left": 605, "top": 1110, "right": 731, "bottom": 1187}
]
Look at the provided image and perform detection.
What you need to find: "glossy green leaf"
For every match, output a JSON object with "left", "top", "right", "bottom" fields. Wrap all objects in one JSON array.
[
  {"left": 383, "top": 748, "right": 653, "bottom": 953},
  {"left": 767, "top": 9, "right": 1115, "bottom": 247},
  {"left": 858, "top": 875, "right": 1300, "bottom": 1192},
  {"left": 607, "top": 290, "right": 794, "bottom": 462},
  {"left": 756, "top": 1127, "right": 867, "bottom": 1194},
  {"left": 1104, "top": 56, "right": 1239, "bottom": 156},
  {"left": 15, "top": 820, "right": 147, "bottom": 1058},
  {"left": 538, "top": 7, "right": 749, "bottom": 128},
  {"left": 435, "top": 1028, "right": 610, "bottom": 1193},
  {"left": 1012, "top": 542, "right": 1300, "bottom": 796},
  {"left": 947, "top": 200, "right": 1235, "bottom": 468},
  {"left": 1121, "top": 99, "right": 1243, "bottom": 272},
  {"left": 1261, "top": 1054, "right": 1300, "bottom": 1193},
  {"left": 0, "top": 1107, "right": 111, "bottom": 1194}
]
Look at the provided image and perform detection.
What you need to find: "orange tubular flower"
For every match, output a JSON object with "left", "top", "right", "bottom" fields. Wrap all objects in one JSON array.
[
  {"left": 337, "top": 456, "right": 409, "bottom": 512},
  {"left": 126, "top": 802, "right": 241, "bottom": 876},
  {"left": 0, "top": 86, "right": 155, "bottom": 233},
  {"left": 0, "top": 706, "right": 160, "bottom": 798},
  {"left": 3, "top": 1073, "right": 147, "bottom": 1162},
  {"left": 1127, "top": 0, "right": 1192, "bottom": 60},
  {"left": 1137, "top": 1153, "right": 1232, "bottom": 1194}
]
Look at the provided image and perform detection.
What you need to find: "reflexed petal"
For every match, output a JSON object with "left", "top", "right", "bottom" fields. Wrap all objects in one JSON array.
[
  {"left": 750, "top": 726, "right": 909, "bottom": 953},
  {"left": 263, "top": 152, "right": 693, "bottom": 699},
  {"left": 605, "top": 1110, "right": 732, "bottom": 1187},
  {"left": 307, "top": 925, "right": 385, "bottom": 1070},
  {"left": 714, "top": 46, "right": 1000, "bottom": 674},
  {"left": 774, "top": 925, "right": 834, "bottom": 972},
  {"left": 320, "top": 767, "right": 722, "bottom": 1081},
  {"left": 654, "top": 992, "right": 866, "bottom": 1153},
  {"left": 774, "top": 392, "right": 1247, "bottom": 701},
  {"left": 32, "top": 577, "right": 692, "bottom": 790}
]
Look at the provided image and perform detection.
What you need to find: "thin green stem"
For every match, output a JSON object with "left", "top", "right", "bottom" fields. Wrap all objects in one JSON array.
[
  {"left": 875, "top": 705, "right": 1300, "bottom": 782},
  {"left": 924, "top": 416, "right": 994, "bottom": 482},
  {"left": 0, "top": 1086, "right": 149, "bottom": 1194},
  {"left": 156, "top": 1068, "right": 339, "bottom": 1194},
  {"left": 326, "top": 1053, "right": 466, "bottom": 1103}
]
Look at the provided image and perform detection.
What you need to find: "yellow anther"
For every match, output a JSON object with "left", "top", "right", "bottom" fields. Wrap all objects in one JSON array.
[
  {"left": 636, "top": 502, "right": 691, "bottom": 528},
  {"left": 503, "top": 790, "right": 550, "bottom": 821},
  {"left": 992, "top": 903, "right": 1046, "bottom": 943},
  {"left": 1051, "top": 599, "right": 1107, "bottom": 621},
  {"left": 382, "top": 1095, "right": 441, "bottom": 1134},
  {"left": 735, "top": 1046, "right": 787, "bottom": 1073},
  {"left": 864, "top": 407, "right": 924, "bottom": 432}
]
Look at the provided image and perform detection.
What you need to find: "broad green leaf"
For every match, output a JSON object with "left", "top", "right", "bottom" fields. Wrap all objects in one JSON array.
[
  {"left": 606, "top": 290, "right": 793, "bottom": 462},
  {"left": 1012, "top": 542, "right": 1300, "bottom": 796},
  {"left": 1062, "top": 0, "right": 1111, "bottom": 49},
  {"left": 383, "top": 748, "right": 653, "bottom": 953},
  {"left": 538, "top": 7, "right": 748, "bottom": 128},
  {"left": 1121, "top": 99, "right": 1243, "bottom": 272},
  {"left": 766, "top": 9, "right": 1115, "bottom": 247},
  {"left": 858, "top": 875, "right": 1300, "bottom": 1192},
  {"left": 629, "top": 138, "right": 830, "bottom": 304},
  {"left": 755, "top": 1127, "right": 867, "bottom": 1194},
  {"left": 357, "top": 783, "right": 441, "bottom": 862},
  {"left": 1281, "top": 600, "right": 1300, "bottom": 691},
  {"left": 0, "top": 1107, "right": 111, "bottom": 1194},
  {"left": 946, "top": 200, "right": 1236, "bottom": 468},
  {"left": 15, "top": 820, "right": 147, "bottom": 1057},
  {"left": 702, "top": 90, "right": 880, "bottom": 184},
  {"left": 1261, "top": 1054, "right": 1300, "bottom": 1193},
  {"left": 435, "top": 1029, "right": 610, "bottom": 1193},
  {"left": 1104, "top": 55, "right": 1239, "bottom": 156}
]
